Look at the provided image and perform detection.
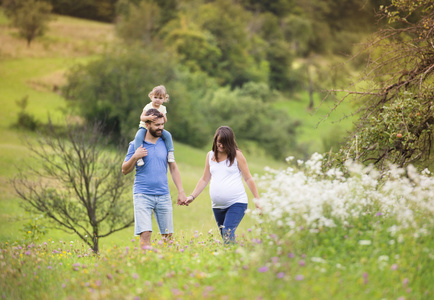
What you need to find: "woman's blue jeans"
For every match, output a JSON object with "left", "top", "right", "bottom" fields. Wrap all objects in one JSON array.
[{"left": 212, "top": 202, "right": 247, "bottom": 244}]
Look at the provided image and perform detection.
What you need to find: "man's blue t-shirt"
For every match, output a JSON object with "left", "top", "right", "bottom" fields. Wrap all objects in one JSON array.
[{"left": 124, "top": 138, "right": 169, "bottom": 195}]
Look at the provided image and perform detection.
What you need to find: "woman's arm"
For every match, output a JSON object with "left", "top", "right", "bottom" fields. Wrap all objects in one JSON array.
[
  {"left": 236, "top": 150, "right": 261, "bottom": 208},
  {"left": 185, "top": 152, "right": 212, "bottom": 205}
]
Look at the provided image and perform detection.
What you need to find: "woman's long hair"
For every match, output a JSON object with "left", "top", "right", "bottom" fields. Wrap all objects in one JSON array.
[{"left": 212, "top": 126, "right": 238, "bottom": 166}]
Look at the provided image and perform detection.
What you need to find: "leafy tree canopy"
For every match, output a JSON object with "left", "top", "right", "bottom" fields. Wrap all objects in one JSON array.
[
  {"left": 328, "top": 0, "right": 434, "bottom": 170},
  {"left": 3, "top": 0, "right": 53, "bottom": 46}
]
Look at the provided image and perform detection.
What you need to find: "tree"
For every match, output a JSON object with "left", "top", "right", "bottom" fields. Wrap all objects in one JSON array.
[
  {"left": 3, "top": 0, "right": 53, "bottom": 47},
  {"left": 328, "top": 0, "right": 434, "bottom": 170},
  {"left": 62, "top": 45, "right": 177, "bottom": 141},
  {"left": 116, "top": 0, "right": 161, "bottom": 44},
  {"left": 13, "top": 121, "right": 133, "bottom": 253}
]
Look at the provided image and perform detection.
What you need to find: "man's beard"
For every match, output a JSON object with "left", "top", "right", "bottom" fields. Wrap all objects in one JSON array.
[{"left": 149, "top": 127, "right": 163, "bottom": 137}]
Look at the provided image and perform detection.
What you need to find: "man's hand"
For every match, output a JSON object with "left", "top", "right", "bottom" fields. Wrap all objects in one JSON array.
[
  {"left": 134, "top": 145, "right": 147, "bottom": 160},
  {"left": 177, "top": 191, "right": 187, "bottom": 206}
]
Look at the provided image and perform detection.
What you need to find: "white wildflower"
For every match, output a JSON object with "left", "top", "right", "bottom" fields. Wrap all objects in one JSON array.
[{"left": 359, "top": 240, "right": 372, "bottom": 246}]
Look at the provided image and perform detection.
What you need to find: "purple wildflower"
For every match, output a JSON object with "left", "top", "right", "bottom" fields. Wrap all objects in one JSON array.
[
  {"left": 258, "top": 266, "right": 268, "bottom": 273},
  {"left": 363, "top": 272, "right": 369, "bottom": 284}
]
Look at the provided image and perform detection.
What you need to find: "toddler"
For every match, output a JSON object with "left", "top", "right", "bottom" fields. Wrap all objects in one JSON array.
[{"left": 134, "top": 85, "right": 175, "bottom": 166}]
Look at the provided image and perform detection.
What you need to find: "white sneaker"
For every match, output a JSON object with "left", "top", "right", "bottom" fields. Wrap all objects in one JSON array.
[
  {"left": 168, "top": 152, "right": 175, "bottom": 163},
  {"left": 137, "top": 158, "right": 144, "bottom": 166}
]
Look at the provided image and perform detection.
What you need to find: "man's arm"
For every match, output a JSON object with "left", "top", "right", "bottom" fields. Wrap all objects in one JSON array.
[
  {"left": 168, "top": 161, "right": 186, "bottom": 205},
  {"left": 122, "top": 145, "right": 147, "bottom": 175}
]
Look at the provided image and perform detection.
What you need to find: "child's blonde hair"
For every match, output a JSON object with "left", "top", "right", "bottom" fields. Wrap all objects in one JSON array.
[{"left": 149, "top": 85, "right": 169, "bottom": 102}]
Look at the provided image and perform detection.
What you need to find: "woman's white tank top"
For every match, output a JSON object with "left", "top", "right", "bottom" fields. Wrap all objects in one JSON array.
[{"left": 208, "top": 151, "right": 248, "bottom": 209}]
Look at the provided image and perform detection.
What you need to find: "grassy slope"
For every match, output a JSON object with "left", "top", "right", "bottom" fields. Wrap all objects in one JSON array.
[
  {"left": 0, "top": 10, "right": 354, "bottom": 250},
  {"left": 275, "top": 92, "right": 356, "bottom": 155}
]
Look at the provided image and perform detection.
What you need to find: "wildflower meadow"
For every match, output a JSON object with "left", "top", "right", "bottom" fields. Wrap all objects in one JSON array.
[{"left": 1, "top": 154, "right": 433, "bottom": 299}]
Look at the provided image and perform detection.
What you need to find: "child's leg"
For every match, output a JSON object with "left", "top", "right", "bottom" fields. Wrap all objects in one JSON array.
[
  {"left": 161, "top": 130, "right": 175, "bottom": 162},
  {"left": 161, "top": 130, "right": 174, "bottom": 152},
  {"left": 134, "top": 127, "right": 147, "bottom": 166},
  {"left": 134, "top": 127, "right": 147, "bottom": 150}
]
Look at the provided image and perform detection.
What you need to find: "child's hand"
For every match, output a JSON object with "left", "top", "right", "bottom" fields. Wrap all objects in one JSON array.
[{"left": 146, "top": 115, "right": 157, "bottom": 122}]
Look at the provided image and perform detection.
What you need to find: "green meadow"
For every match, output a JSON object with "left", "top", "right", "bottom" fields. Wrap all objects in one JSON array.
[{"left": 2, "top": 11, "right": 432, "bottom": 300}]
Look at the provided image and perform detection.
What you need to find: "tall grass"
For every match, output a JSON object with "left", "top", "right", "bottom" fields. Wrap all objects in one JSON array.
[{"left": 1, "top": 155, "right": 432, "bottom": 299}]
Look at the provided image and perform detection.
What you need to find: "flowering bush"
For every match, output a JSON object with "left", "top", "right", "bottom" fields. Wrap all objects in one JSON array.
[{"left": 253, "top": 153, "right": 434, "bottom": 238}]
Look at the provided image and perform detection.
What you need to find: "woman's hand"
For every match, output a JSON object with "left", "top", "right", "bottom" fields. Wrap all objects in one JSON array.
[
  {"left": 184, "top": 195, "right": 194, "bottom": 206},
  {"left": 254, "top": 198, "right": 263, "bottom": 215}
]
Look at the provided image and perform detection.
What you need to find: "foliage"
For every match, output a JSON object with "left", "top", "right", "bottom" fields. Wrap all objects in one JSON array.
[
  {"left": 46, "top": 0, "right": 117, "bottom": 22},
  {"left": 329, "top": 0, "right": 434, "bottom": 170},
  {"left": 21, "top": 214, "right": 48, "bottom": 243},
  {"left": 339, "top": 92, "right": 433, "bottom": 169},
  {"left": 62, "top": 48, "right": 298, "bottom": 159},
  {"left": 3, "top": 0, "right": 53, "bottom": 46},
  {"left": 62, "top": 45, "right": 176, "bottom": 142},
  {"left": 13, "top": 96, "right": 39, "bottom": 131},
  {"left": 207, "top": 82, "right": 298, "bottom": 159},
  {"left": 12, "top": 121, "right": 133, "bottom": 253},
  {"left": 115, "top": 0, "right": 161, "bottom": 44}
]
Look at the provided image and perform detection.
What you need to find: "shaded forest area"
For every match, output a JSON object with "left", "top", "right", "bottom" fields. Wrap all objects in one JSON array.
[
  {"left": 53, "top": 0, "right": 384, "bottom": 160},
  {"left": 7, "top": 0, "right": 432, "bottom": 168}
]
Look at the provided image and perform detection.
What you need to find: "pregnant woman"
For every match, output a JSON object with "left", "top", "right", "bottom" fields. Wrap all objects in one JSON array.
[{"left": 184, "top": 126, "right": 261, "bottom": 244}]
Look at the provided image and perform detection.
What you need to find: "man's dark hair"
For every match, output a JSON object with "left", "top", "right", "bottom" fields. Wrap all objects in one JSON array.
[{"left": 145, "top": 108, "right": 164, "bottom": 123}]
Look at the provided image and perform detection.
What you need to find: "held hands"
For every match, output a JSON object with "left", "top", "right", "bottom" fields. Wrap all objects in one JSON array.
[
  {"left": 177, "top": 192, "right": 187, "bottom": 206},
  {"left": 178, "top": 195, "right": 194, "bottom": 206},
  {"left": 185, "top": 195, "right": 194, "bottom": 206}
]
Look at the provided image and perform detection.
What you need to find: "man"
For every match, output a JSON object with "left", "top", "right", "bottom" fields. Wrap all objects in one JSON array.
[{"left": 122, "top": 108, "right": 186, "bottom": 248}]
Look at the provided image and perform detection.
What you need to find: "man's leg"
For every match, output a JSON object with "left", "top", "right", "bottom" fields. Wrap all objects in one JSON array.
[
  {"left": 154, "top": 194, "right": 174, "bottom": 237},
  {"left": 133, "top": 194, "right": 155, "bottom": 250},
  {"left": 140, "top": 231, "right": 152, "bottom": 248},
  {"left": 161, "top": 233, "right": 173, "bottom": 242}
]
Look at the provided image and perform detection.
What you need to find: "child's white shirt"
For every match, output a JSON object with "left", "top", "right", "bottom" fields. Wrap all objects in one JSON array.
[{"left": 139, "top": 103, "right": 167, "bottom": 128}]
